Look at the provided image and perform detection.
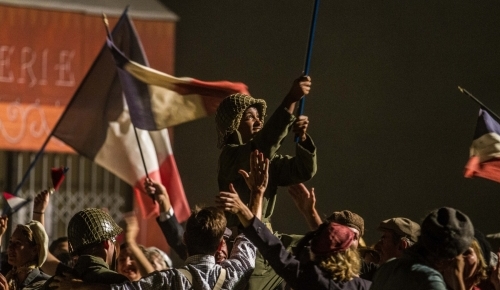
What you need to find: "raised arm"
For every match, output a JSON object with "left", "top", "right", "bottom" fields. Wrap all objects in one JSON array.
[
  {"left": 145, "top": 179, "right": 187, "bottom": 260},
  {"left": 281, "top": 75, "right": 311, "bottom": 114},
  {"left": 33, "top": 190, "right": 50, "bottom": 226},
  {"left": 0, "top": 216, "right": 7, "bottom": 248},
  {"left": 216, "top": 150, "right": 269, "bottom": 226},
  {"left": 288, "top": 183, "right": 322, "bottom": 230},
  {"left": 123, "top": 213, "right": 155, "bottom": 276},
  {"left": 238, "top": 150, "right": 269, "bottom": 219},
  {"left": 33, "top": 190, "right": 62, "bottom": 276}
]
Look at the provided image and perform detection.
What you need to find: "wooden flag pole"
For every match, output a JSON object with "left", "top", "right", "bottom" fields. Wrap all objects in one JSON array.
[{"left": 296, "top": 0, "right": 321, "bottom": 142}]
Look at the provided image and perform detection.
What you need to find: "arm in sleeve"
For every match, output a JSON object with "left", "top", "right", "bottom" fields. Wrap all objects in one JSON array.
[
  {"left": 220, "top": 234, "right": 257, "bottom": 287},
  {"left": 250, "top": 106, "right": 296, "bottom": 159},
  {"left": 241, "top": 217, "right": 306, "bottom": 290},
  {"left": 156, "top": 214, "right": 188, "bottom": 261},
  {"left": 271, "top": 135, "right": 317, "bottom": 187},
  {"left": 110, "top": 271, "right": 174, "bottom": 290}
]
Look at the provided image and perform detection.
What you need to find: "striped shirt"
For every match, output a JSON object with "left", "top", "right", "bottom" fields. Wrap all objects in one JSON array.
[{"left": 110, "top": 235, "right": 256, "bottom": 290}]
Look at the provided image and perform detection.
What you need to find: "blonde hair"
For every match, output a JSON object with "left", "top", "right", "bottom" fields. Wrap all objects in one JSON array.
[
  {"left": 470, "top": 239, "right": 488, "bottom": 285},
  {"left": 315, "top": 247, "right": 361, "bottom": 282}
]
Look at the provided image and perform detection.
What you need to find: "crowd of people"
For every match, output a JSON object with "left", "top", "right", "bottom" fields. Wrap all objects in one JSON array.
[{"left": 0, "top": 76, "right": 499, "bottom": 289}]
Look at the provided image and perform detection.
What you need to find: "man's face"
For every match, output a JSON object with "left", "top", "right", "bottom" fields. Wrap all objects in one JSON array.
[
  {"left": 215, "top": 238, "right": 228, "bottom": 264},
  {"left": 462, "top": 246, "right": 479, "bottom": 281},
  {"left": 237, "top": 106, "right": 262, "bottom": 143},
  {"left": 53, "top": 241, "right": 69, "bottom": 257},
  {"left": 375, "top": 230, "right": 402, "bottom": 264},
  {"left": 117, "top": 247, "right": 141, "bottom": 281}
]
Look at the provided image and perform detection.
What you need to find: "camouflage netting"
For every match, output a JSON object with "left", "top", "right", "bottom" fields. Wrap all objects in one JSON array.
[
  {"left": 215, "top": 93, "right": 267, "bottom": 149},
  {"left": 68, "top": 208, "right": 122, "bottom": 254}
]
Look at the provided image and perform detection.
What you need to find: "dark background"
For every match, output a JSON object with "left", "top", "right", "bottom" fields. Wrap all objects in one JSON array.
[{"left": 160, "top": 1, "right": 500, "bottom": 246}]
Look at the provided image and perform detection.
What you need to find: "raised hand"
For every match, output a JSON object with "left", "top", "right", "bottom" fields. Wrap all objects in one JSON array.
[
  {"left": 288, "top": 183, "right": 322, "bottom": 230},
  {"left": 238, "top": 150, "right": 269, "bottom": 196},
  {"left": 144, "top": 178, "right": 171, "bottom": 213},
  {"left": 216, "top": 184, "right": 248, "bottom": 215},
  {"left": 282, "top": 75, "right": 312, "bottom": 113},
  {"left": 292, "top": 115, "right": 310, "bottom": 142},
  {"left": 34, "top": 190, "right": 50, "bottom": 213}
]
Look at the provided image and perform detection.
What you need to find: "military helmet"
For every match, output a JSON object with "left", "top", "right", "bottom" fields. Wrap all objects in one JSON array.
[
  {"left": 67, "top": 208, "right": 122, "bottom": 254},
  {"left": 215, "top": 93, "right": 267, "bottom": 149}
]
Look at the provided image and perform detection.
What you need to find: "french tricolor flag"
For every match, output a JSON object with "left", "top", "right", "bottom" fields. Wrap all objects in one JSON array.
[
  {"left": 51, "top": 11, "right": 191, "bottom": 220},
  {"left": 464, "top": 109, "right": 500, "bottom": 183},
  {"left": 107, "top": 38, "right": 249, "bottom": 131},
  {"left": 2, "top": 192, "right": 30, "bottom": 216}
]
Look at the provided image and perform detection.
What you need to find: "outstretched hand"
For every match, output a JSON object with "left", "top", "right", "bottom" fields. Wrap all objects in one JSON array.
[
  {"left": 288, "top": 183, "right": 322, "bottom": 230},
  {"left": 238, "top": 150, "right": 269, "bottom": 196},
  {"left": 216, "top": 184, "right": 247, "bottom": 215},
  {"left": 216, "top": 184, "right": 254, "bottom": 228},
  {"left": 288, "top": 183, "right": 316, "bottom": 215}
]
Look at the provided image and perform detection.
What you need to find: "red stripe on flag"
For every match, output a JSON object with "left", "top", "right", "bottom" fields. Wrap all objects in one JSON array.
[{"left": 464, "top": 156, "right": 500, "bottom": 183}]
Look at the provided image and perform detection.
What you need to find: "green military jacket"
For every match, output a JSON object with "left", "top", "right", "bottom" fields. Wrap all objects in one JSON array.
[
  {"left": 218, "top": 105, "right": 317, "bottom": 228},
  {"left": 43, "top": 255, "right": 129, "bottom": 289}
]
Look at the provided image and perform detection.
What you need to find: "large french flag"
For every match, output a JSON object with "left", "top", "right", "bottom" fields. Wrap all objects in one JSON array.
[
  {"left": 106, "top": 39, "right": 249, "bottom": 130},
  {"left": 51, "top": 10, "right": 189, "bottom": 221},
  {"left": 464, "top": 108, "right": 500, "bottom": 183}
]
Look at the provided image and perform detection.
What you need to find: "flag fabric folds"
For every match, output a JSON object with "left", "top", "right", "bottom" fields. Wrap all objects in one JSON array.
[
  {"left": 51, "top": 167, "right": 69, "bottom": 191},
  {"left": 51, "top": 10, "right": 190, "bottom": 221},
  {"left": 464, "top": 109, "right": 500, "bottom": 183},
  {"left": 2, "top": 192, "right": 31, "bottom": 216},
  {"left": 107, "top": 39, "right": 249, "bottom": 131}
]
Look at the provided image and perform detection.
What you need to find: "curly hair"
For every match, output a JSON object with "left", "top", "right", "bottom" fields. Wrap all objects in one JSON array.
[{"left": 315, "top": 247, "right": 361, "bottom": 282}]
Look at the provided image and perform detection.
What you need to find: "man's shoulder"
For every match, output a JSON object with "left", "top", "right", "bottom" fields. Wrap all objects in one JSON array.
[{"left": 372, "top": 257, "right": 445, "bottom": 290}]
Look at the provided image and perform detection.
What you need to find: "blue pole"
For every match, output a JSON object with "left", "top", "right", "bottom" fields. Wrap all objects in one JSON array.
[{"left": 296, "top": 0, "right": 320, "bottom": 142}]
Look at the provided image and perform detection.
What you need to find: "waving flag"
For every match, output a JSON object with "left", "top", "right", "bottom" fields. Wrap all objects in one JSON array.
[
  {"left": 107, "top": 39, "right": 249, "bottom": 131},
  {"left": 51, "top": 167, "right": 69, "bottom": 192},
  {"left": 2, "top": 193, "right": 31, "bottom": 216},
  {"left": 51, "top": 9, "right": 189, "bottom": 221},
  {"left": 464, "top": 109, "right": 500, "bottom": 183}
]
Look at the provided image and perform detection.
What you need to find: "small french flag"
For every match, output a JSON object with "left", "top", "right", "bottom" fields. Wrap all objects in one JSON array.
[{"left": 2, "top": 192, "right": 30, "bottom": 215}]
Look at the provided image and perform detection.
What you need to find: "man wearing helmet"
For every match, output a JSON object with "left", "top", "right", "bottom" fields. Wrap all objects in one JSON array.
[
  {"left": 37, "top": 190, "right": 129, "bottom": 289},
  {"left": 215, "top": 75, "right": 317, "bottom": 289}
]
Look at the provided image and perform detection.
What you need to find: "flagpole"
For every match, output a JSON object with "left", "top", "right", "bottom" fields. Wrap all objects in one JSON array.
[
  {"left": 458, "top": 86, "right": 500, "bottom": 124},
  {"left": 295, "top": 0, "right": 320, "bottom": 142},
  {"left": 12, "top": 9, "right": 134, "bottom": 197},
  {"left": 103, "top": 14, "right": 150, "bottom": 181}
]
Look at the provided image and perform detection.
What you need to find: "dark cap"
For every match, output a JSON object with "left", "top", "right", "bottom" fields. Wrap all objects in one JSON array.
[
  {"left": 328, "top": 210, "right": 364, "bottom": 237},
  {"left": 420, "top": 207, "right": 474, "bottom": 259},
  {"left": 378, "top": 217, "right": 420, "bottom": 243}
]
